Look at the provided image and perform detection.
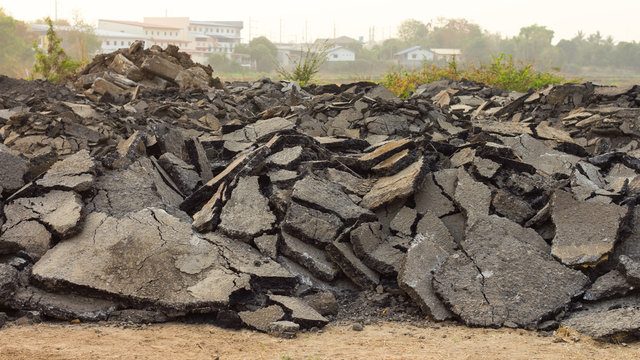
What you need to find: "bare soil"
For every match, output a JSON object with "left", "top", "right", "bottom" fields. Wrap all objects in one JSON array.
[{"left": 1, "top": 321, "right": 639, "bottom": 360}]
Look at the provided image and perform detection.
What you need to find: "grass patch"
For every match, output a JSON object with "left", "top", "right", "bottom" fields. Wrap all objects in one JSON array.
[{"left": 381, "top": 54, "right": 570, "bottom": 98}]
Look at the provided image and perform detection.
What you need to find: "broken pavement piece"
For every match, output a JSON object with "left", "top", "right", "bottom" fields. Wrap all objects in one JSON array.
[
  {"left": 433, "top": 215, "right": 588, "bottom": 328},
  {"left": 218, "top": 176, "right": 276, "bottom": 242},
  {"left": 618, "top": 255, "right": 640, "bottom": 285},
  {"left": 0, "top": 220, "right": 51, "bottom": 260},
  {"left": 398, "top": 232, "right": 454, "bottom": 321},
  {"left": 291, "top": 176, "right": 373, "bottom": 224},
  {"left": 454, "top": 168, "right": 492, "bottom": 226},
  {"left": 389, "top": 206, "right": 418, "bottom": 237},
  {"left": 360, "top": 157, "right": 426, "bottom": 210},
  {"left": 326, "top": 241, "right": 379, "bottom": 289},
  {"left": 282, "top": 202, "right": 343, "bottom": 245},
  {"left": 0, "top": 143, "right": 28, "bottom": 193},
  {"left": 502, "top": 134, "right": 580, "bottom": 176},
  {"left": 583, "top": 270, "right": 634, "bottom": 301},
  {"left": 350, "top": 222, "right": 404, "bottom": 276},
  {"left": 268, "top": 294, "right": 328, "bottom": 329},
  {"left": 280, "top": 231, "right": 339, "bottom": 281},
  {"left": 414, "top": 174, "right": 456, "bottom": 218},
  {"left": 158, "top": 152, "right": 201, "bottom": 196},
  {"left": 562, "top": 304, "right": 640, "bottom": 342},
  {"left": 36, "top": 149, "right": 96, "bottom": 192},
  {"left": 551, "top": 190, "right": 628, "bottom": 267},
  {"left": 239, "top": 305, "right": 285, "bottom": 332}
]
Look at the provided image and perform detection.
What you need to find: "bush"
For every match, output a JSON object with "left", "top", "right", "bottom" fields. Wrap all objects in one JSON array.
[
  {"left": 207, "top": 53, "right": 244, "bottom": 73},
  {"left": 276, "top": 41, "right": 331, "bottom": 86},
  {"left": 381, "top": 53, "right": 569, "bottom": 98},
  {"left": 32, "top": 18, "right": 79, "bottom": 82}
]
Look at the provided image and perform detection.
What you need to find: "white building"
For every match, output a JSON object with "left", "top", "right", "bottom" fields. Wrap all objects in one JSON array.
[
  {"left": 431, "top": 48, "right": 463, "bottom": 61},
  {"left": 326, "top": 46, "right": 355, "bottom": 62},
  {"left": 98, "top": 19, "right": 189, "bottom": 49},
  {"left": 394, "top": 46, "right": 434, "bottom": 67}
]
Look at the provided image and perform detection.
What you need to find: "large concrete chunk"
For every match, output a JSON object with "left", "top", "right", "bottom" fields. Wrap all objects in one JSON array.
[
  {"left": 280, "top": 232, "right": 339, "bottom": 281},
  {"left": 239, "top": 305, "right": 285, "bottom": 332},
  {"left": 268, "top": 294, "right": 328, "bottom": 329},
  {"left": 31, "top": 208, "right": 292, "bottom": 311},
  {"left": 326, "top": 241, "right": 379, "bottom": 289},
  {"left": 218, "top": 176, "right": 276, "bottom": 241},
  {"left": 0, "top": 220, "right": 51, "bottom": 259},
  {"left": 158, "top": 152, "right": 201, "bottom": 196},
  {"left": 562, "top": 305, "right": 640, "bottom": 342},
  {"left": 361, "top": 157, "right": 426, "bottom": 210},
  {"left": 350, "top": 222, "right": 404, "bottom": 276},
  {"left": 414, "top": 174, "right": 455, "bottom": 218},
  {"left": 3, "top": 190, "right": 82, "bottom": 238},
  {"left": 454, "top": 168, "right": 492, "bottom": 226},
  {"left": 502, "top": 134, "right": 580, "bottom": 176},
  {"left": 223, "top": 117, "right": 295, "bottom": 142},
  {"left": 37, "top": 149, "right": 96, "bottom": 192},
  {"left": 365, "top": 114, "right": 409, "bottom": 136},
  {"left": 433, "top": 215, "right": 589, "bottom": 328},
  {"left": 0, "top": 143, "right": 28, "bottom": 193},
  {"left": 141, "top": 55, "right": 183, "bottom": 81},
  {"left": 291, "top": 176, "right": 373, "bottom": 223},
  {"left": 282, "top": 202, "right": 343, "bottom": 245},
  {"left": 583, "top": 270, "right": 634, "bottom": 301},
  {"left": 398, "top": 231, "right": 455, "bottom": 321},
  {"left": 551, "top": 190, "right": 628, "bottom": 267},
  {"left": 325, "top": 168, "right": 373, "bottom": 196}
]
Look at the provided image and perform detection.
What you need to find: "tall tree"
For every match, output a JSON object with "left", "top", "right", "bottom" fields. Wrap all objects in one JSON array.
[
  {"left": 397, "top": 19, "right": 429, "bottom": 45},
  {"left": 0, "top": 8, "right": 35, "bottom": 77},
  {"left": 246, "top": 36, "right": 278, "bottom": 72}
]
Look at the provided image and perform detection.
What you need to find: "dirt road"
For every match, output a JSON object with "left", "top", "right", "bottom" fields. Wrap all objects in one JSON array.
[{"left": 0, "top": 321, "right": 638, "bottom": 360}]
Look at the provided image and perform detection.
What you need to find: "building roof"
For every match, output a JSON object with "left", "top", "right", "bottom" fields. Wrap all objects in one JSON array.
[
  {"left": 431, "top": 48, "right": 462, "bottom": 56},
  {"left": 95, "top": 29, "right": 149, "bottom": 39},
  {"left": 99, "top": 19, "right": 181, "bottom": 30},
  {"left": 190, "top": 20, "right": 243, "bottom": 29},
  {"left": 326, "top": 46, "right": 354, "bottom": 54},
  {"left": 395, "top": 46, "right": 431, "bottom": 56}
]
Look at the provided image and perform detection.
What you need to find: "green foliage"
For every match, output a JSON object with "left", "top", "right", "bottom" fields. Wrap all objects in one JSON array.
[
  {"left": 32, "top": 18, "right": 80, "bottom": 82},
  {"left": 381, "top": 53, "right": 567, "bottom": 98},
  {"left": 0, "top": 8, "right": 35, "bottom": 77},
  {"left": 245, "top": 36, "right": 278, "bottom": 72},
  {"left": 398, "top": 19, "right": 429, "bottom": 45},
  {"left": 207, "top": 53, "right": 244, "bottom": 73},
  {"left": 276, "top": 41, "right": 331, "bottom": 86}
]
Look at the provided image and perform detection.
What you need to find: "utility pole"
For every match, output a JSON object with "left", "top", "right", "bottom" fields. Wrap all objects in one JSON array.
[
  {"left": 55, "top": 0, "right": 58, "bottom": 22},
  {"left": 248, "top": 17, "right": 251, "bottom": 42},
  {"left": 279, "top": 17, "right": 282, "bottom": 43},
  {"left": 333, "top": 23, "right": 336, "bottom": 39}
]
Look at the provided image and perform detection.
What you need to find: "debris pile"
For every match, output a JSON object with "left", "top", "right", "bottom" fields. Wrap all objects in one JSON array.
[{"left": 2, "top": 48, "right": 640, "bottom": 340}]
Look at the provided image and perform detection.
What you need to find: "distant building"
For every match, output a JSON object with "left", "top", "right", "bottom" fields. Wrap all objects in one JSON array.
[
  {"left": 431, "top": 48, "right": 463, "bottom": 62},
  {"left": 326, "top": 46, "right": 355, "bottom": 62},
  {"left": 98, "top": 19, "right": 188, "bottom": 50},
  {"left": 394, "top": 46, "right": 434, "bottom": 66},
  {"left": 394, "top": 46, "right": 462, "bottom": 67}
]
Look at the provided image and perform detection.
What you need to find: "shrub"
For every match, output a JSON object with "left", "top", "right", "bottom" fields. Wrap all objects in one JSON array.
[
  {"left": 276, "top": 41, "right": 331, "bottom": 86},
  {"left": 381, "top": 53, "right": 568, "bottom": 97},
  {"left": 32, "top": 17, "right": 79, "bottom": 82}
]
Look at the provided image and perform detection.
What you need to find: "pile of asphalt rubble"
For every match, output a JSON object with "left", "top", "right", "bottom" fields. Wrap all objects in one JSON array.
[{"left": 2, "top": 41, "right": 640, "bottom": 341}]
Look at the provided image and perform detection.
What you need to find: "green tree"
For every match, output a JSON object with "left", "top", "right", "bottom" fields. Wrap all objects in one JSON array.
[
  {"left": 514, "top": 24, "right": 555, "bottom": 63},
  {"left": 246, "top": 36, "right": 277, "bottom": 72},
  {"left": 0, "top": 8, "right": 35, "bottom": 77},
  {"left": 32, "top": 18, "right": 80, "bottom": 82},
  {"left": 397, "top": 19, "right": 429, "bottom": 45}
]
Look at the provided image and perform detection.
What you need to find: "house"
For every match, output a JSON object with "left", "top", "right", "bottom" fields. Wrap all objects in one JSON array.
[
  {"left": 326, "top": 46, "right": 355, "bottom": 62},
  {"left": 394, "top": 46, "right": 434, "bottom": 67},
  {"left": 30, "top": 23, "right": 146, "bottom": 55},
  {"left": 431, "top": 48, "right": 463, "bottom": 62},
  {"left": 98, "top": 19, "right": 189, "bottom": 50}
]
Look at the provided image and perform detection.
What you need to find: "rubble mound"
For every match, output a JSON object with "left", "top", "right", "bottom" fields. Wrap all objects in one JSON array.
[{"left": 3, "top": 67, "right": 640, "bottom": 341}]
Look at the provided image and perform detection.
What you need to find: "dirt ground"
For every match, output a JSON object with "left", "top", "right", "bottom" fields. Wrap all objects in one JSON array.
[{"left": 1, "top": 321, "right": 639, "bottom": 360}]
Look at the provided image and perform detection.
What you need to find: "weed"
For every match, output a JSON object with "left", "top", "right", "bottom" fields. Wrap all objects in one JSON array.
[
  {"left": 276, "top": 41, "right": 332, "bottom": 86},
  {"left": 32, "top": 17, "right": 79, "bottom": 82},
  {"left": 381, "top": 53, "right": 570, "bottom": 97}
]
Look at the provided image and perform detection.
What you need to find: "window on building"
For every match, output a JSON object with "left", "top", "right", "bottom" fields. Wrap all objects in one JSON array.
[
  {"left": 216, "top": 28, "right": 219, "bottom": 33},
  {"left": 121, "top": 41, "right": 124, "bottom": 46},
  {"left": 106, "top": 40, "right": 110, "bottom": 46},
  {"left": 164, "top": 31, "right": 167, "bottom": 36},
  {"left": 411, "top": 54, "right": 417, "bottom": 59},
  {"left": 333, "top": 54, "right": 338, "bottom": 59}
]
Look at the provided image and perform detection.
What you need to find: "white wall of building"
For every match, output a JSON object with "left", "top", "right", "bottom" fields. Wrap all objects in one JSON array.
[{"left": 326, "top": 47, "right": 355, "bottom": 62}]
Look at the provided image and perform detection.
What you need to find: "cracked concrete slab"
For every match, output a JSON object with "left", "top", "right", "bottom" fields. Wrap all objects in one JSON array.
[{"left": 37, "top": 149, "right": 96, "bottom": 192}]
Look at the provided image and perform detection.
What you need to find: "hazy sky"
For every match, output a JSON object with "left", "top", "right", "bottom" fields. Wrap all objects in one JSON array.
[{"left": 1, "top": 0, "right": 638, "bottom": 44}]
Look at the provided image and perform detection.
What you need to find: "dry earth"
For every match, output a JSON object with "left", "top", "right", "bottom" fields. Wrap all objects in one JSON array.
[{"left": 1, "top": 321, "right": 639, "bottom": 360}]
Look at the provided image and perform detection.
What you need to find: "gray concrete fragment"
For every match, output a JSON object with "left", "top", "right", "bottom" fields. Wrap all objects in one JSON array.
[
  {"left": 414, "top": 174, "right": 456, "bottom": 218},
  {"left": 239, "top": 305, "right": 285, "bottom": 332},
  {"left": 584, "top": 270, "right": 634, "bottom": 301},
  {"left": 32, "top": 208, "right": 293, "bottom": 312},
  {"left": 618, "top": 255, "right": 640, "bottom": 285},
  {"left": 439, "top": 213, "right": 466, "bottom": 245},
  {"left": 37, "top": 150, "right": 95, "bottom": 192},
  {"left": 562, "top": 306, "right": 640, "bottom": 342},
  {"left": 268, "top": 294, "right": 328, "bottom": 328},
  {"left": 491, "top": 189, "right": 535, "bottom": 224},
  {"left": 361, "top": 157, "right": 425, "bottom": 210},
  {"left": 325, "top": 168, "right": 373, "bottom": 196},
  {"left": 266, "top": 146, "right": 303, "bottom": 168},
  {"left": 433, "top": 215, "right": 588, "bottom": 328},
  {"left": 280, "top": 232, "right": 339, "bottom": 281},
  {"left": 0, "top": 263, "right": 18, "bottom": 302},
  {"left": 0, "top": 221, "right": 51, "bottom": 259},
  {"left": 141, "top": 55, "right": 183, "bottom": 81},
  {"left": 302, "top": 292, "right": 338, "bottom": 316},
  {"left": 0, "top": 143, "right": 27, "bottom": 193},
  {"left": 502, "top": 134, "right": 580, "bottom": 176},
  {"left": 551, "top": 190, "right": 627, "bottom": 267},
  {"left": 218, "top": 176, "right": 276, "bottom": 241},
  {"left": 292, "top": 176, "right": 373, "bottom": 223},
  {"left": 454, "top": 168, "right": 492, "bottom": 226},
  {"left": 282, "top": 202, "right": 343, "bottom": 245},
  {"left": 398, "top": 232, "right": 455, "bottom": 321},
  {"left": 223, "top": 117, "right": 295, "bottom": 142},
  {"left": 268, "top": 320, "right": 300, "bottom": 338},
  {"left": 350, "top": 222, "right": 404, "bottom": 276},
  {"left": 254, "top": 234, "right": 278, "bottom": 260},
  {"left": 158, "top": 152, "right": 201, "bottom": 196},
  {"left": 389, "top": 207, "right": 418, "bottom": 236},
  {"left": 365, "top": 114, "right": 409, "bottom": 136},
  {"left": 326, "top": 241, "right": 380, "bottom": 289}
]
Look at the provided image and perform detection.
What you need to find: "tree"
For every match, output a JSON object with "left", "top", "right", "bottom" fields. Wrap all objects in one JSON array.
[
  {"left": 32, "top": 18, "right": 80, "bottom": 82},
  {"left": 514, "top": 24, "right": 554, "bottom": 63},
  {"left": 0, "top": 8, "right": 36, "bottom": 77},
  {"left": 398, "top": 19, "right": 429, "bottom": 44},
  {"left": 61, "top": 11, "right": 101, "bottom": 63},
  {"left": 247, "top": 36, "right": 278, "bottom": 72}
]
